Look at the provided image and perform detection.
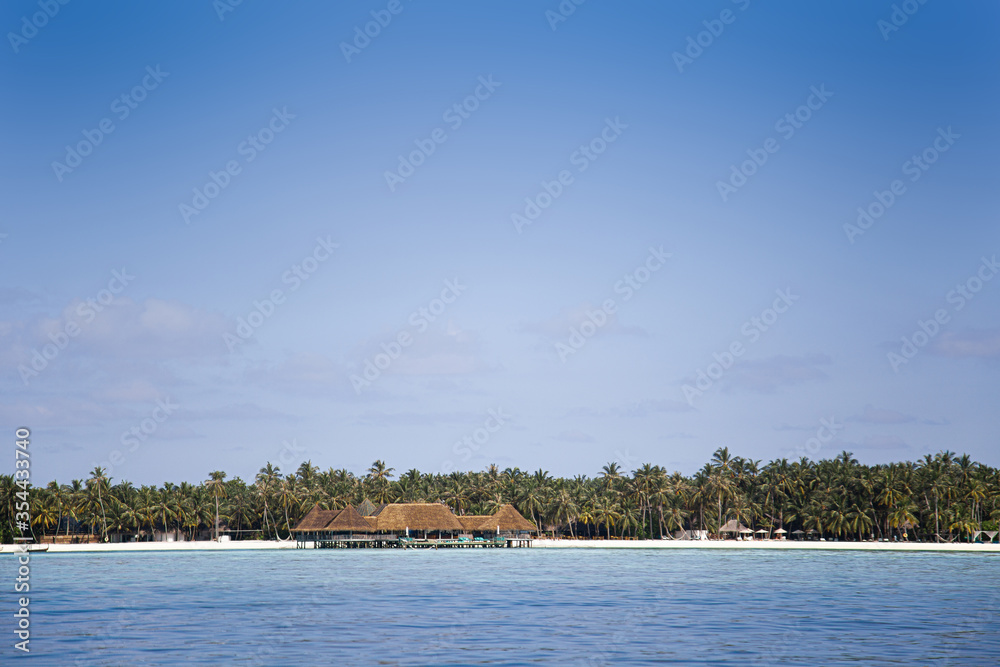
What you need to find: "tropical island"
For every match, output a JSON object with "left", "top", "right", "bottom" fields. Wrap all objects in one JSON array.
[{"left": 2, "top": 449, "right": 998, "bottom": 546}]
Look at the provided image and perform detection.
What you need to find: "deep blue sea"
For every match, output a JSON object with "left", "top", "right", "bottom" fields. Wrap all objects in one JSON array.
[{"left": 3, "top": 549, "right": 999, "bottom": 665}]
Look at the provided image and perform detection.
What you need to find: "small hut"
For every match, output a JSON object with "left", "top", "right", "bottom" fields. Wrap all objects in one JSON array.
[
  {"left": 324, "top": 505, "right": 374, "bottom": 535},
  {"left": 478, "top": 504, "right": 537, "bottom": 536},
  {"left": 292, "top": 505, "right": 340, "bottom": 533},
  {"left": 718, "top": 519, "right": 750, "bottom": 538}
]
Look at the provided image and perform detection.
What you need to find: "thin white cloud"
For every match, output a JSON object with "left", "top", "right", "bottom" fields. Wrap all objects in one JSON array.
[
  {"left": 931, "top": 329, "right": 1000, "bottom": 359},
  {"left": 722, "top": 354, "right": 831, "bottom": 394},
  {"left": 849, "top": 405, "right": 915, "bottom": 425},
  {"left": 552, "top": 429, "right": 596, "bottom": 443},
  {"left": 519, "top": 303, "right": 647, "bottom": 340}
]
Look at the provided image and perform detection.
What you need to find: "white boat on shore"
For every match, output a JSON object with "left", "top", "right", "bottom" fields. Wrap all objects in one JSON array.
[{"left": 0, "top": 544, "right": 49, "bottom": 554}]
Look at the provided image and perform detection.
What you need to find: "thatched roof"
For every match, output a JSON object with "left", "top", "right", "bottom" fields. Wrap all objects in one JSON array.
[
  {"left": 371, "top": 503, "right": 464, "bottom": 532},
  {"left": 719, "top": 519, "right": 749, "bottom": 533},
  {"left": 481, "top": 504, "right": 537, "bottom": 533},
  {"left": 292, "top": 501, "right": 537, "bottom": 535},
  {"left": 325, "top": 504, "right": 374, "bottom": 532},
  {"left": 457, "top": 515, "right": 491, "bottom": 531},
  {"left": 291, "top": 505, "right": 341, "bottom": 532}
]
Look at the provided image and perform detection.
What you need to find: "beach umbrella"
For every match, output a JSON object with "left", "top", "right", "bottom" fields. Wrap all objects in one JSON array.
[
  {"left": 774, "top": 529, "right": 787, "bottom": 534},
  {"left": 739, "top": 528, "right": 753, "bottom": 534},
  {"left": 755, "top": 529, "right": 767, "bottom": 533}
]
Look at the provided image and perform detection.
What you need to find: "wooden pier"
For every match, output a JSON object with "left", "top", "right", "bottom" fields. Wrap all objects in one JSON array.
[{"left": 296, "top": 535, "right": 532, "bottom": 549}]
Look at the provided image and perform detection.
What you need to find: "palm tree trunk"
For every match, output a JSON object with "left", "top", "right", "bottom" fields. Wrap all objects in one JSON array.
[{"left": 934, "top": 495, "right": 940, "bottom": 542}]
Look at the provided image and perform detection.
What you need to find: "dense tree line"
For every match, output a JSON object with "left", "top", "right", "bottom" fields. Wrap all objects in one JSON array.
[{"left": 2, "top": 449, "right": 998, "bottom": 543}]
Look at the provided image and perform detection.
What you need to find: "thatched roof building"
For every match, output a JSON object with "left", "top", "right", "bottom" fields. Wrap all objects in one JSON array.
[
  {"left": 325, "top": 504, "right": 375, "bottom": 532},
  {"left": 293, "top": 506, "right": 341, "bottom": 532},
  {"left": 292, "top": 502, "right": 536, "bottom": 536},
  {"left": 374, "top": 503, "right": 465, "bottom": 532},
  {"left": 457, "top": 515, "right": 491, "bottom": 531},
  {"left": 719, "top": 519, "right": 750, "bottom": 533},
  {"left": 479, "top": 504, "right": 538, "bottom": 533}
]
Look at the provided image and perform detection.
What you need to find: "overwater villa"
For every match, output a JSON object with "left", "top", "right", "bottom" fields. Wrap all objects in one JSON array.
[{"left": 291, "top": 501, "right": 536, "bottom": 548}]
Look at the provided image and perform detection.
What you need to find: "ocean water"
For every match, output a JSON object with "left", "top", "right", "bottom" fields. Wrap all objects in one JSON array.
[{"left": 3, "top": 549, "right": 999, "bottom": 665}]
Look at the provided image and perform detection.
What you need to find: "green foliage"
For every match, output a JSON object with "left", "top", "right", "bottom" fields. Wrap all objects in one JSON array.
[{"left": 1, "top": 451, "right": 997, "bottom": 543}]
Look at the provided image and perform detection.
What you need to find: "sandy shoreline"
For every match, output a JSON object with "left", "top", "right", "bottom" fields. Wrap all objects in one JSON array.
[
  {"left": 0, "top": 540, "right": 299, "bottom": 554},
  {"left": 3, "top": 539, "right": 999, "bottom": 554},
  {"left": 532, "top": 539, "right": 1000, "bottom": 553}
]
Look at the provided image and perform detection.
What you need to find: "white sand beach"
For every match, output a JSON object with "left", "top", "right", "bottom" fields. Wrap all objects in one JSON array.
[
  {"left": 0, "top": 540, "right": 299, "bottom": 554},
  {"left": 3, "top": 538, "right": 999, "bottom": 554},
  {"left": 532, "top": 539, "right": 1000, "bottom": 553}
]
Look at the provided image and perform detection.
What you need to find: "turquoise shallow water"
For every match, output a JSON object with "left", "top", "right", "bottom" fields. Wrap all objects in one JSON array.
[{"left": 2, "top": 549, "right": 998, "bottom": 665}]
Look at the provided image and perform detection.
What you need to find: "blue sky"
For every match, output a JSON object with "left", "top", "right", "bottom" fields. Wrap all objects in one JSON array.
[{"left": 1, "top": 1, "right": 998, "bottom": 486}]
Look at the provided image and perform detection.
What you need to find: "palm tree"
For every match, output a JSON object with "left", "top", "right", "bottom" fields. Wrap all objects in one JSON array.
[
  {"left": 551, "top": 485, "right": 579, "bottom": 538},
  {"left": 255, "top": 463, "right": 282, "bottom": 539},
  {"left": 136, "top": 487, "right": 157, "bottom": 540},
  {"left": 710, "top": 447, "right": 734, "bottom": 535},
  {"left": 205, "top": 471, "right": 227, "bottom": 541},
  {"left": 32, "top": 492, "right": 59, "bottom": 541},
  {"left": 599, "top": 462, "right": 622, "bottom": 493},
  {"left": 275, "top": 476, "right": 300, "bottom": 538},
  {"left": 518, "top": 483, "right": 545, "bottom": 533},
  {"left": 592, "top": 496, "right": 620, "bottom": 539},
  {"left": 87, "top": 467, "right": 110, "bottom": 541},
  {"left": 154, "top": 489, "right": 178, "bottom": 541}
]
